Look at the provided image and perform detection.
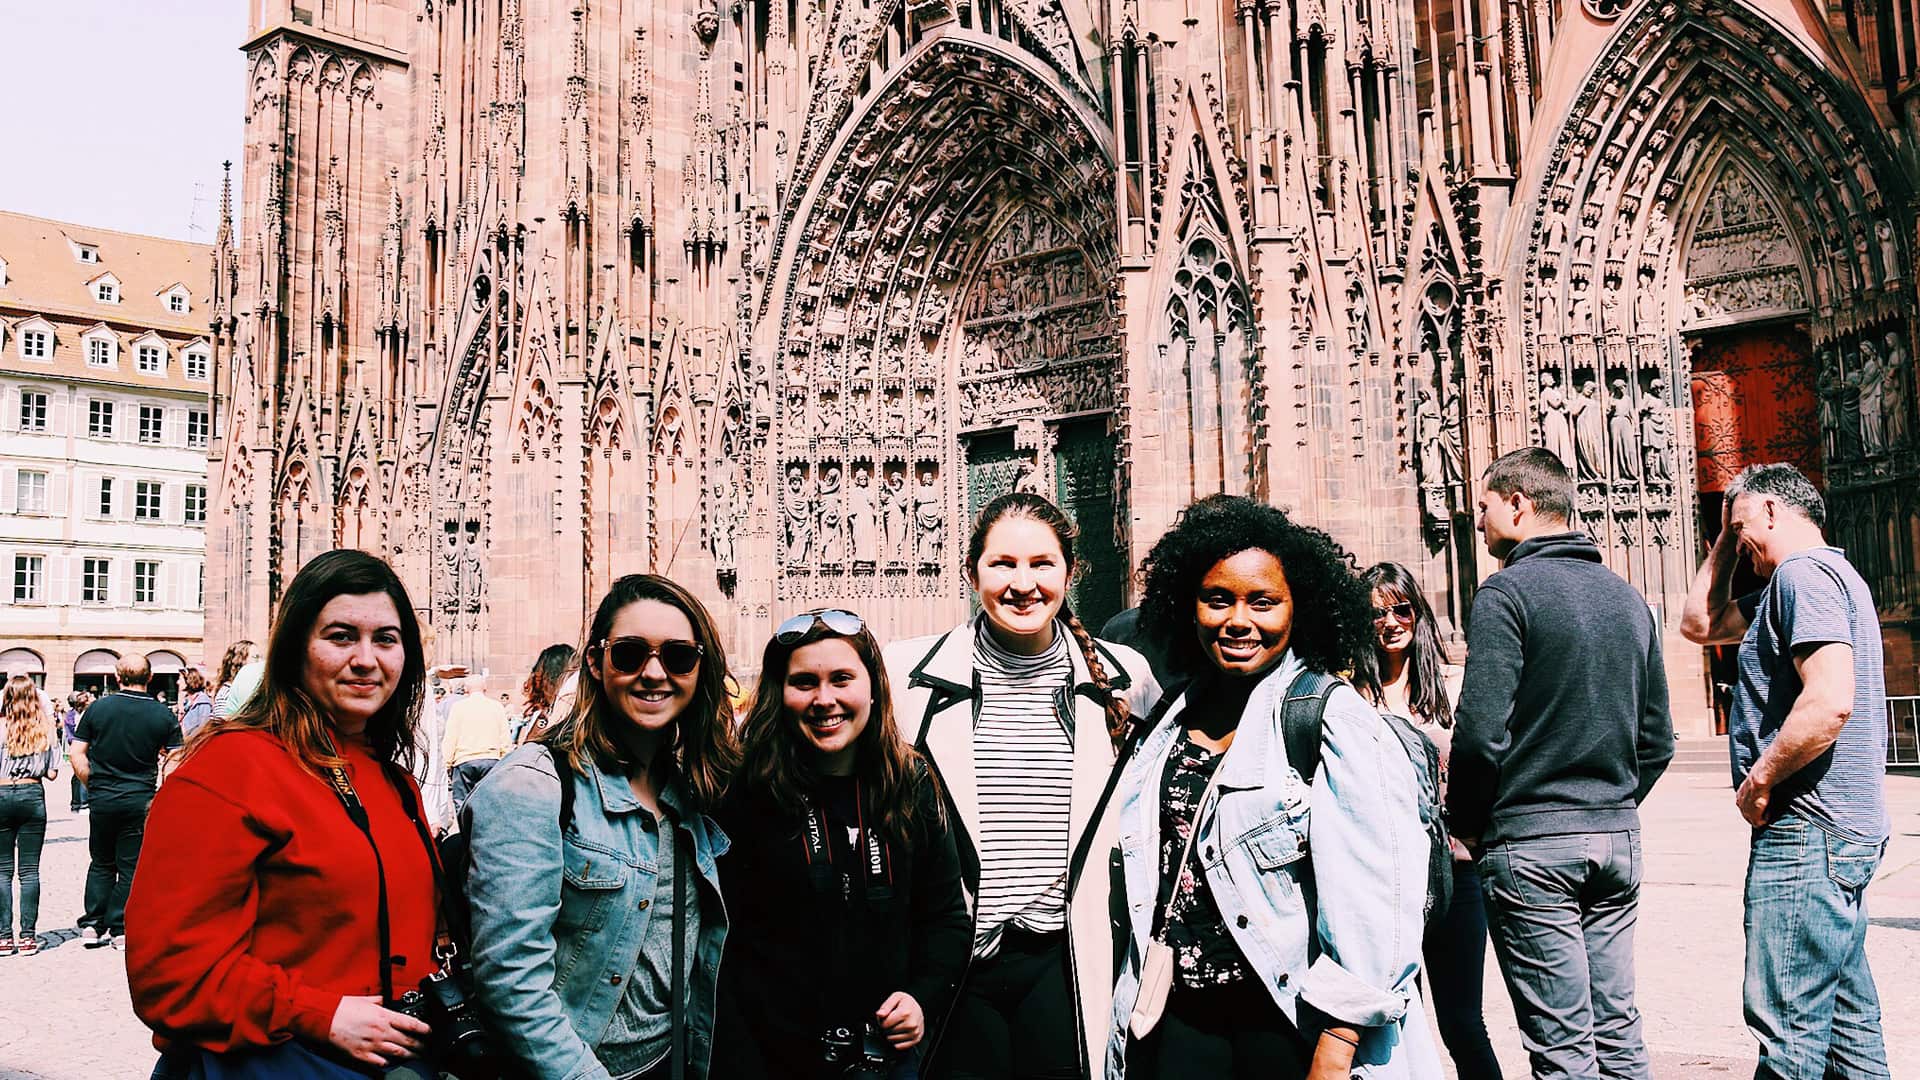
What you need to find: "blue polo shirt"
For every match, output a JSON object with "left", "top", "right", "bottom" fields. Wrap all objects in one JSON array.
[{"left": 1730, "top": 547, "right": 1888, "bottom": 843}]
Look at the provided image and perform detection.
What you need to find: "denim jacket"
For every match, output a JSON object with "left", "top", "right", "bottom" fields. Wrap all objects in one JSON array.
[
  {"left": 464, "top": 743, "right": 730, "bottom": 1080},
  {"left": 1106, "top": 654, "right": 1441, "bottom": 1079}
]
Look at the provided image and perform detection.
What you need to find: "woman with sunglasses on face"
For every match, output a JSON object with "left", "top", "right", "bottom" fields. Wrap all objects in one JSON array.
[
  {"left": 127, "top": 550, "right": 439, "bottom": 1077},
  {"left": 1357, "top": 563, "right": 1498, "bottom": 1080},
  {"left": 1106, "top": 496, "right": 1440, "bottom": 1080},
  {"left": 464, "top": 574, "right": 739, "bottom": 1080},
  {"left": 714, "top": 609, "right": 971, "bottom": 1080},
  {"left": 885, "top": 492, "right": 1161, "bottom": 1080}
]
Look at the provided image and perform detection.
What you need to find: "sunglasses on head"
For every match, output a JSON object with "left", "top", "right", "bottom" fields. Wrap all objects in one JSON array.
[
  {"left": 596, "top": 637, "right": 704, "bottom": 676},
  {"left": 774, "top": 608, "right": 866, "bottom": 645},
  {"left": 1372, "top": 601, "right": 1416, "bottom": 623}
]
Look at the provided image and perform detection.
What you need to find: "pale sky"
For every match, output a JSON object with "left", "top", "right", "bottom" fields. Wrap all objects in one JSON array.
[{"left": 0, "top": 0, "right": 246, "bottom": 242}]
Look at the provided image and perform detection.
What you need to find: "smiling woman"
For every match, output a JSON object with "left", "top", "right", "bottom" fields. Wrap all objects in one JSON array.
[{"left": 125, "top": 550, "right": 444, "bottom": 1077}]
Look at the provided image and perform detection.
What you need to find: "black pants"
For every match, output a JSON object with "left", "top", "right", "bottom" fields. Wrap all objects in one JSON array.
[
  {"left": 1125, "top": 979, "right": 1311, "bottom": 1080},
  {"left": 70, "top": 773, "right": 89, "bottom": 810},
  {"left": 0, "top": 784, "right": 47, "bottom": 938},
  {"left": 1424, "top": 859, "right": 1503, "bottom": 1080},
  {"left": 938, "top": 928, "right": 1080, "bottom": 1080},
  {"left": 82, "top": 804, "right": 147, "bottom": 936}
]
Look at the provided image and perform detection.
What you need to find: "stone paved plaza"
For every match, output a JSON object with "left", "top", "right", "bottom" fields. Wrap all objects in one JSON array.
[{"left": 1, "top": 771, "right": 1915, "bottom": 1079}]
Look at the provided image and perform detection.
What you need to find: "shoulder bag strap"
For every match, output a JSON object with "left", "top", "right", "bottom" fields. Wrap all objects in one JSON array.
[
  {"left": 1150, "top": 760, "right": 1228, "bottom": 939},
  {"left": 1280, "top": 669, "right": 1338, "bottom": 785}
]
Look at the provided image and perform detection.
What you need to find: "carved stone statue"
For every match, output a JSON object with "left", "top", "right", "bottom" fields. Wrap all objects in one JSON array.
[
  {"left": 1857, "top": 340, "right": 1886, "bottom": 454},
  {"left": 816, "top": 465, "right": 846, "bottom": 563},
  {"left": 1639, "top": 378, "right": 1672, "bottom": 483},
  {"left": 913, "top": 469, "right": 944, "bottom": 567},
  {"left": 881, "top": 468, "right": 908, "bottom": 563},
  {"left": 1414, "top": 387, "right": 1462, "bottom": 489},
  {"left": 1538, "top": 368, "right": 1576, "bottom": 470},
  {"left": 1877, "top": 219, "right": 1901, "bottom": 286},
  {"left": 710, "top": 470, "right": 739, "bottom": 574},
  {"left": 847, "top": 466, "right": 879, "bottom": 565},
  {"left": 1883, "top": 331, "right": 1911, "bottom": 447},
  {"left": 783, "top": 466, "right": 815, "bottom": 565},
  {"left": 1571, "top": 377, "right": 1608, "bottom": 482},
  {"left": 1607, "top": 378, "right": 1640, "bottom": 481}
]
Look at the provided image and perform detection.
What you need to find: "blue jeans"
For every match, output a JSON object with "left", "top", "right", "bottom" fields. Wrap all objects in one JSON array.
[
  {"left": 1479, "top": 831, "right": 1648, "bottom": 1080},
  {"left": 0, "top": 784, "right": 48, "bottom": 938},
  {"left": 1743, "top": 813, "right": 1889, "bottom": 1080}
]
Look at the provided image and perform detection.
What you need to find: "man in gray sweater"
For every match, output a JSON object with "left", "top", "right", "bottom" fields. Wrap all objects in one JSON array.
[{"left": 1449, "top": 447, "right": 1673, "bottom": 1080}]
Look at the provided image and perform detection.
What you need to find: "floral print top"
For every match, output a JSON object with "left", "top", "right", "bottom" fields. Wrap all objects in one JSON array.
[{"left": 1156, "top": 730, "right": 1255, "bottom": 988}]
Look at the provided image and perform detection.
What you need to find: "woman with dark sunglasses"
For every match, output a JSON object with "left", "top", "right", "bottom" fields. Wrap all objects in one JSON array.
[
  {"left": 463, "top": 574, "right": 740, "bottom": 1080},
  {"left": 1355, "top": 562, "right": 1499, "bottom": 1080},
  {"left": 712, "top": 609, "right": 971, "bottom": 1080}
]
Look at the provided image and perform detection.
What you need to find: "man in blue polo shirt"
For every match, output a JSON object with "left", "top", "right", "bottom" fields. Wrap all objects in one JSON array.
[{"left": 1683, "top": 462, "right": 1889, "bottom": 1079}]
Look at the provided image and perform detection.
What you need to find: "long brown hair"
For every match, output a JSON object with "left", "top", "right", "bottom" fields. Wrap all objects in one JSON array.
[
  {"left": 1355, "top": 562, "right": 1454, "bottom": 727},
  {"left": 965, "top": 491, "right": 1130, "bottom": 745},
  {"left": 735, "top": 614, "right": 938, "bottom": 846},
  {"left": 188, "top": 549, "right": 427, "bottom": 775},
  {"left": 215, "top": 639, "right": 255, "bottom": 691},
  {"left": 3, "top": 676, "right": 52, "bottom": 757},
  {"left": 542, "top": 574, "right": 738, "bottom": 813}
]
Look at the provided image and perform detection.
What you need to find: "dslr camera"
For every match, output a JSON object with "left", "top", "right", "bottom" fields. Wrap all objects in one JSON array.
[
  {"left": 819, "top": 1020, "right": 894, "bottom": 1080},
  {"left": 391, "top": 967, "right": 501, "bottom": 1077}
]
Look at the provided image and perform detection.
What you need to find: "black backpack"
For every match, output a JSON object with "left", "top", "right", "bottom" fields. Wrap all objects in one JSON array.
[
  {"left": 1279, "top": 669, "right": 1454, "bottom": 930},
  {"left": 438, "top": 746, "right": 577, "bottom": 957}
]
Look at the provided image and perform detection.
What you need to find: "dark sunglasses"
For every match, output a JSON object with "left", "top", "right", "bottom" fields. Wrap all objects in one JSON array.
[
  {"left": 1372, "top": 602, "right": 1416, "bottom": 623},
  {"left": 596, "top": 637, "right": 704, "bottom": 676},
  {"left": 774, "top": 608, "right": 866, "bottom": 645}
]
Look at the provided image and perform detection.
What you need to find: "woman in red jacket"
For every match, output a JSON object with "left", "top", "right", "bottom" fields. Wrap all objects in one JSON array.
[{"left": 127, "top": 550, "right": 439, "bottom": 1077}]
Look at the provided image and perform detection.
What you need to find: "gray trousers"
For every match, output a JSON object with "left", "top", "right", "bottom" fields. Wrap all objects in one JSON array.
[{"left": 1480, "top": 831, "right": 1649, "bottom": 1080}]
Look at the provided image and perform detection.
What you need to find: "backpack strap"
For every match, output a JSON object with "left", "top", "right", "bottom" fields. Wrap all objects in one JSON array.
[
  {"left": 553, "top": 747, "right": 576, "bottom": 834},
  {"left": 1280, "top": 669, "right": 1339, "bottom": 784}
]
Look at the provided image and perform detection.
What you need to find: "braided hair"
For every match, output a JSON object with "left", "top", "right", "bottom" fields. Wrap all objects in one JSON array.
[{"left": 966, "top": 492, "right": 1131, "bottom": 747}]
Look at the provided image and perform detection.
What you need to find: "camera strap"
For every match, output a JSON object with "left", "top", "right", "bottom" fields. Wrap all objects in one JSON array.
[
  {"left": 798, "top": 779, "right": 893, "bottom": 903},
  {"left": 319, "top": 751, "right": 400, "bottom": 1004},
  {"left": 670, "top": 828, "right": 687, "bottom": 1080}
]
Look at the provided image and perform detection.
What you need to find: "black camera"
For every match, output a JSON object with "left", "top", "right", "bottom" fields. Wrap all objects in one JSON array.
[
  {"left": 391, "top": 967, "right": 500, "bottom": 1076},
  {"left": 819, "top": 1021, "right": 894, "bottom": 1079}
]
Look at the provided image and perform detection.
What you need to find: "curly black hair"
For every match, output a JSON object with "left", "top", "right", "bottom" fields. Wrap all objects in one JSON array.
[{"left": 1138, "top": 494, "right": 1376, "bottom": 679}]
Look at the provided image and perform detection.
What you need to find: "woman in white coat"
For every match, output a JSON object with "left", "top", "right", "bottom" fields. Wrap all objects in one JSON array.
[{"left": 884, "top": 492, "right": 1160, "bottom": 1080}]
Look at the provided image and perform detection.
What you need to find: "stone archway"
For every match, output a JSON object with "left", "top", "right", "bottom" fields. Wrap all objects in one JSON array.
[
  {"left": 764, "top": 31, "right": 1119, "bottom": 635},
  {"left": 1510, "top": 0, "right": 1920, "bottom": 727}
]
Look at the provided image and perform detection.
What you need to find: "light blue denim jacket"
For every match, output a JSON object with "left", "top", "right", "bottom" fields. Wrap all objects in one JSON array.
[
  {"left": 1106, "top": 654, "right": 1441, "bottom": 1079},
  {"left": 464, "top": 743, "right": 730, "bottom": 1080}
]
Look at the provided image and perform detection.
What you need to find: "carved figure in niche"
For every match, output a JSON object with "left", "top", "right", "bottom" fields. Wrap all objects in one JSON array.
[
  {"left": 1633, "top": 274, "right": 1660, "bottom": 332},
  {"left": 881, "top": 468, "right": 908, "bottom": 563},
  {"left": 847, "top": 467, "right": 879, "bottom": 564},
  {"left": 1568, "top": 281, "right": 1594, "bottom": 336},
  {"left": 783, "top": 466, "right": 816, "bottom": 565},
  {"left": 1857, "top": 339, "right": 1886, "bottom": 455},
  {"left": 817, "top": 465, "right": 846, "bottom": 563},
  {"left": 1538, "top": 283, "right": 1561, "bottom": 338},
  {"left": 1539, "top": 368, "right": 1576, "bottom": 470},
  {"left": 1607, "top": 379, "right": 1640, "bottom": 481},
  {"left": 1600, "top": 280, "right": 1624, "bottom": 335},
  {"left": 710, "top": 470, "right": 739, "bottom": 574},
  {"left": 1817, "top": 366, "right": 1843, "bottom": 463},
  {"left": 439, "top": 521, "right": 462, "bottom": 614},
  {"left": 913, "top": 389, "right": 937, "bottom": 433},
  {"left": 1543, "top": 210, "right": 1570, "bottom": 254},
  {"left": 1644, "top": 206, "right": 1671, "bottom": 257},
  {"left": 1571, "top": 376, "right": 1609, "bottom": 482},
  {"left": 883, "top": 388, "right": 907, "bottom": 434},
  {"left": 1414, "top": 387, "right": 1462, "bottom": 489},
  {"left": 1877, "top": 220, "right": 1901, "bottom": 285},
  {"left": 1639, "top": 377, "right": 1672, "bottom": 484},
  {"left": 914, "top": 469, "right": 944, "bottom": 567},
  {"left": 1884, "top": 331, "right": 1912, "bottom": 446},
  {"left": 1347, "top": 281, "right": 1370, "bottom": 354}
]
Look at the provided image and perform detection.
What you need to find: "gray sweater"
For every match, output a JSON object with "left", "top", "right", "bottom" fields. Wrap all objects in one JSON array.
[{"left": 1446, "top": 531, "right": 1674, "bottom": 843}]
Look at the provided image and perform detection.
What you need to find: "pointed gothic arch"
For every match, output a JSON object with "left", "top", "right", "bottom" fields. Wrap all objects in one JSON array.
[{"left": 1512, "top": 0, "right": 1917, "bottom": 611}]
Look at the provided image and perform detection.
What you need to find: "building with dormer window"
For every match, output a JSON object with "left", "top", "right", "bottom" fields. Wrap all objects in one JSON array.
[{"left": 0, "top": 209, "right": 212, "bottom": 701}]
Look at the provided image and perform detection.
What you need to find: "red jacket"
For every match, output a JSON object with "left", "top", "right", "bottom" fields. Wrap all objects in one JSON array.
[{"left": 127, "top": 729, "right": 440, "bottom": 1052}]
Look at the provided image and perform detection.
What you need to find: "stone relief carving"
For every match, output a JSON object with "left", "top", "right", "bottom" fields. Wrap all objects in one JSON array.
[{"left": 1538, "top": 367, "right": 1576, "bottom": 469}]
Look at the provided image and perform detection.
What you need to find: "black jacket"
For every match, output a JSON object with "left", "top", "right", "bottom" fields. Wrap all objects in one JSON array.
[
  {"left": 713, "top": 767, "right": 971, "bottom": 1079},
  {"left": 1446, "top": 531, "right": 1674, "bottom": 843}
]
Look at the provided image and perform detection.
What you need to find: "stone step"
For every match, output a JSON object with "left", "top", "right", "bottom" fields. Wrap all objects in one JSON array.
[{"left": 1668, "top": 738, "right": 1728, "bottom": 773}]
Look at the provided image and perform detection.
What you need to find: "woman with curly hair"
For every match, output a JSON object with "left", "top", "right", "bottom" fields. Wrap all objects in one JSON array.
[
  {"left": 886, "top": 492, "right": 1160, "bottom": 1080},
  {"left": 1357, "top": 563, "right": 1498, "bottom": 1080},
  {"left": 1105, "top": 495, "right": 1439, "bottom": 1079},
  {"left": 464, "top": 574, "right": 738, "bottom": 1079},
  {"left": 715, "top": 609, "right": 970, "bottom": 1079}
]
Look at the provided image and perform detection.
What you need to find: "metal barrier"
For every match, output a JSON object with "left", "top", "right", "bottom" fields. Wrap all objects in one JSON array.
[{"left": 1892, "top": 696, "right": 1920, "bottom": 767}]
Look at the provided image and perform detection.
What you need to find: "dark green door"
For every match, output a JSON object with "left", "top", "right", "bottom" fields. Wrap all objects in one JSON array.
[{"left": 1054, "top": 418, "right": 1124, "bottom": 631}]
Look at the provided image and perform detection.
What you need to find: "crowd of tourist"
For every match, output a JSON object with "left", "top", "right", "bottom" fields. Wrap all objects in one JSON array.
[{"left": 0, "top": 451, "right": 1891, "bottom": 1080}]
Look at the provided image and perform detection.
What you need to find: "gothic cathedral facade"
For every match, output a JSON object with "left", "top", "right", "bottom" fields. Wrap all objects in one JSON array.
[{"left": 207, "top": 0, "right": 1920, "bottom": 728}]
